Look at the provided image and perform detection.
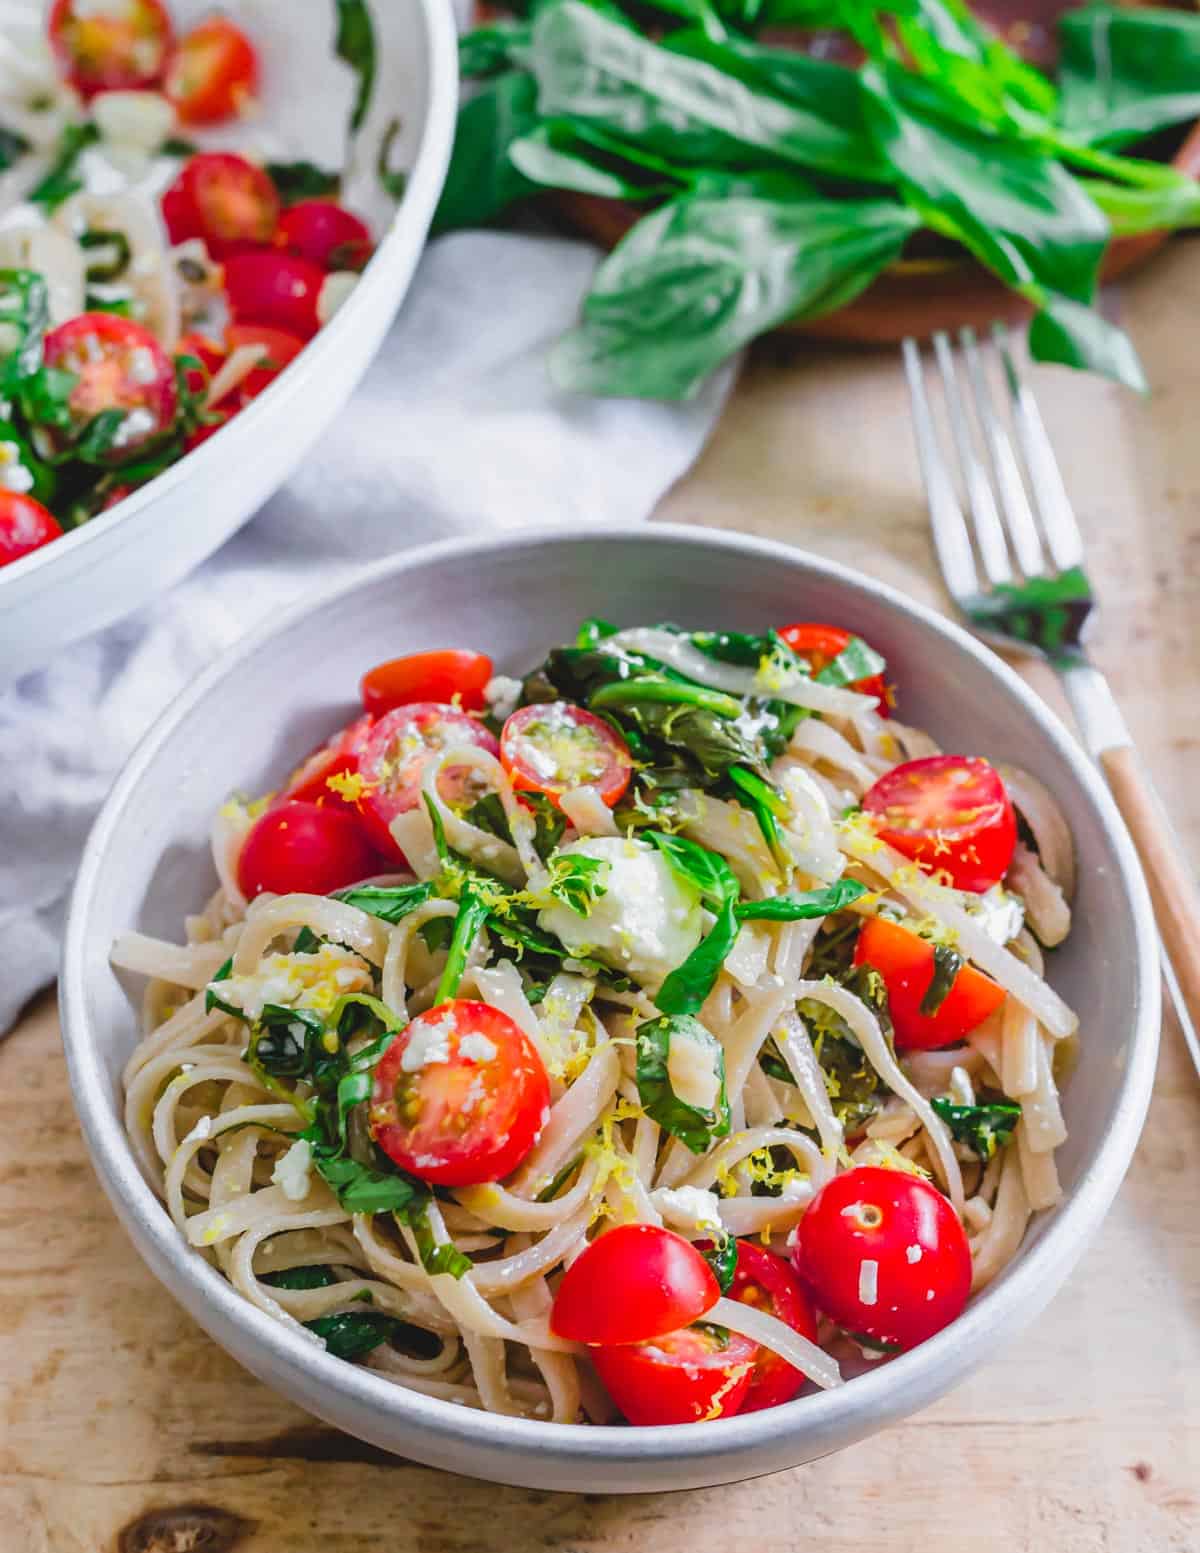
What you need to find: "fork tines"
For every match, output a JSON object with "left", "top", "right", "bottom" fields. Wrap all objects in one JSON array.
[{"left": 901, "top": 326, "right": 1086, "bottom": 604}]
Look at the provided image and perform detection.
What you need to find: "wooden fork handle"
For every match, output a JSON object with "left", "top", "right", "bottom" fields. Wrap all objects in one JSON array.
[{"left": 1098, "top": 743, "right": 1200, "bottom": 1019}]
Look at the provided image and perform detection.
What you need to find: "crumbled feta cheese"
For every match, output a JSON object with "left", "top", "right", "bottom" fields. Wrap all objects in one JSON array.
[
  {"left": 181, "top": 1115, "right": 213, "bottom": 1146},
  {"left": 91, "top": 89, "right": 176, "bottom": 152},
  {"left": 905, "top": 1243, "right": 923, "bottom": 1264},
  {"left": 401, "top": 1010, "right": 457, "bottom": 1072},
  {"left": 948, "top": 1064, "right": 974, "bottom": 1107},
  {"left": 483, "top": 675, "right": 522, "bottom": 721},
  {"left": 0, "top": 443, "right": 33, "bottom": 493},
  {"left": 110, "top": 407, "right": 156, "bottom": 448},
  {"left": 127, "top": 345, "right": 159, "bottom": 385},
  {"left": 463, "top": 1074, "right": 486, "bottom": 1111},
  {"left": 271, "top": 1139, "right": 312, "bottom": 1202},
  {"left": 458, "top": 1032, "right": 497, "bottom": 1063},
  {"left": 858, "top": 1259, "right": 879, "bottom": 1307},
  {"left": 653, "top": 1184, "right": 722, "bottom": 1233},
  {"left": 667, "top": 1024, "right": 720, "bottom": 1113}
]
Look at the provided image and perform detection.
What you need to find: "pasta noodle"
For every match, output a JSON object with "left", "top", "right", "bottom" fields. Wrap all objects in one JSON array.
[{"left": 114, "top": 617, "right": 1081, "bottom": 1426}]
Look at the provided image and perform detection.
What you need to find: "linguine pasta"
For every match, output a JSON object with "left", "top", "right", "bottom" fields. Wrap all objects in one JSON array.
[{"left": 114, "top": 619, "right": 1078, "bottom": 1425}]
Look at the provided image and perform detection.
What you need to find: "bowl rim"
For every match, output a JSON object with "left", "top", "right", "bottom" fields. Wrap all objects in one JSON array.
[
  {"left": 60, "top": 521, "right": 1161, "bottom": 1469},
  {"left": 0, "top": 0, "right": 460, "bottom": 603}
]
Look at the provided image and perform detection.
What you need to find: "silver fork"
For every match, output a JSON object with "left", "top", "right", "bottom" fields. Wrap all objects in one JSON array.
[{"left": 903, "top": 326, "right": 1200, "bottom": 1071}]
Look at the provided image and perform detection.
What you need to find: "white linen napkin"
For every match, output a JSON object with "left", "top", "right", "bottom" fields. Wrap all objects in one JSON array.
[{"left": 0, "top": 230, "right": 730, "bottom": 1033}]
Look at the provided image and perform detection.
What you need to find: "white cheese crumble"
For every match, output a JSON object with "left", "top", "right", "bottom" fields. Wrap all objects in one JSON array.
[
  {"left": 401, "top": 1010, "right": 458, "bottom": 1072},
  {"left": 905, "top": 1243, "right": 924, "bottom": 1264},
  {"left": 948, "top": 1064, "right": 975, "bottom": 1107},
  {"left": 666, "top": 1024, "right": 720, "bottom": 1113},
  {"left": 127, "top": 345, "right": 160, "bottom": 385},
  {"left": 537, "top": 836, "right": 704, "bottom": 988},
  {"left": 0, "top": 442, "right": 33, "bottom": 493},
  {"left": 653, "top": 1184, "right": 722, "bottom": 1233},
  {"left": 858, "top": 1258, "right": 879, "bottom": 1307},
  {"left": 458, "top": 1032, "right": 497, "bottom": 1063},
  {"left": 91, "top": 89, "right": 176, "bottom": 153},
  {"left": 181, "top": 1115, "right": 213, "bottom": 1146},
  {"left": 483, "top": 675, "right": 522, "bottom": 721},
  {"left": 271, "top": 1139, "right": 313, "bottom": 1202}
]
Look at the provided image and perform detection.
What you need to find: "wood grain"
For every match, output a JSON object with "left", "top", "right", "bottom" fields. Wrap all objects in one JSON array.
[{"left": 6, "top": 241, "right": 1200, "bottom": 1553}]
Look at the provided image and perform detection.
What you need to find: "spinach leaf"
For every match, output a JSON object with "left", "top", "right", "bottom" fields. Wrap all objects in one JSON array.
[
  {"left": 510, "top": 119, "right": 685, "bottom": 201},
  {"left": 1058, "top": 5, "right": 1200, "bottom": 151},
  {"left": 815, "top": 635, "right": 886, "bottom": 689},
  {"left": 263, "top": 1264, "right": 337, "bottom": 1290},
  {"left": 335, "top": 0, "right": 376, "bottom": 133},
  {"left": 1028, "top": 295, "right": 1147, "bottom": 395},
  {"left": 655, "top": 894, "right": 739, "bottom": 1015},
  {"left": 919, "top": 943, "right": 964, "bottom": 1017},
  {"left": 0, "top": 125, "right": 30, "bottom": 172},
  {"left": 646, "top": 829, "right": 740, "bottom": 907},
  {"left": 435, "top": 884, "right": 492, "bottom": 1001},
  {"left": 930, "top": 1096, "right": 1021, "bottom": 1159},
  {"left": 27, "top": 123, "right": 100, "bottom": 210},
  {"left": 332, "top": 881, "right": 437, "bottom": 923},
  {"left": 550, "top": 183, "right": 919, "bottom": 399},
  {"left": 700, "top": 1230, "right": 737, "bottom": 1293},
  {"left": 735, "top": 877, "right": 867, "bottom": 920},
  {"left": 635, "top": 1013, "right": 731, "bottom": 1152},
  {"left": 311, "top": 1151, "right": 423, "bottom": 1215},
  {"left": 433, "top": 72, "right": 541, "bottom": 234},
  {"left": 266, "top": 160, "right": 341, "bottom": 202},
  {"left": 460, "top": 18, "right": 533, "bottom": 78},
  {"left": 727, "top": 763, "right": 786, "bottom": 858},
  {"left": 254, "top": 1005, "right": 327, "bottom": 1077},
  {"left": 305, "top": 1311, "right": 403, "bottom": 1361}
]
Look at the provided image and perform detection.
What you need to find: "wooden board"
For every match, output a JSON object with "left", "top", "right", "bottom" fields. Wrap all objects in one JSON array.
[{"left": 5, "top": 243, "right": 1200, "bottom": 1553}]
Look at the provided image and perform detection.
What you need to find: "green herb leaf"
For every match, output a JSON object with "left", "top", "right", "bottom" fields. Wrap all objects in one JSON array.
[
  {"left": 435, "top": 884, "right": 492, "bottom": 1002},
  {"left": 335, "top": 0, "right": 377, "bottom": 133},
  {"left": 655, "top": 894, "right": 740, "bottom": 1017},
  {"left": 543, "top": 851, "right": 611, "bottom": 915},
  {"left": 735, "top": 877, "right": 867, "bottom": 920},
  {"left": 0, "top": 124, "right": 31, "bottom": 172},
  {"left": 1058, "top": 4, "right": 1200, "bottom": 150},
  {"left": 930, "top": 1096, "right": 1021, "bottom": 1159},
  {"left": 0, "top": 269, "right": 50, "bottom": 383},
  {"left": 727, "top": 763, "right": 787, "bottom": 859},
  {"left": 377, "top": 117, "right": 407, "bottom": 200},
  {"left": 815, "top": 635, "right": 886, "bottom": 689},
  {"left": 460, "top": 18, "right": 533, "bottom": 79},
  {"left": 311, "top": 1151, "right": 423, "bottom": 1215},
  {"left": 700, "top": 1230, "right": 738, "bottom": 1293},
  {"left": 28, "top": 122, "right": 100, "bottom": 210},
  {"left": 255, "top": 1005, "right": 327, "bottom": 1077},
  {"left": 1028, "top": 295, "right": 1147, "bottom": 395},
  {"left": 919, "top": 943, "right": 964, "bottom": 1017},
  {"left": 79, "top": 227, "right": 132, "bottom": 283},
  {"left": 407, "top": 1201, "right": 473, "bottom": 1278},
  {"left": 263, "top": 1264, "right": 337, "bottom": 1290},
  {"left": 332, "top": 881, "right": 437, "bottom": 923},
  {"left": 266, "top": 159, "right": 341, "bottom": 202},
  {"left": 433, "top": 71, "right": 541, "bottom": 234},
  {"left": 646, "top": 828, "right": 739, "bottom": 907},
  {"left": 576, "top": 616, "right": 620, "bottom": 648},
  {"left": 635, "top": 1013, "right": 730, "bottom": 1152},
  {"left": 304, "top": 1311, "right": 401, "bottom": 1361}
]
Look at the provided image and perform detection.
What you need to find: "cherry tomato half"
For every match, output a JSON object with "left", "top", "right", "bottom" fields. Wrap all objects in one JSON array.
[
  {"left": 591, "top": 1323, "right": 758, "bottom": 1426},
  {"left": 0, "top": 490, "right": 63, "bottom": 567},
  {"left": 357, "top": 703, "right": 500, "bottom": 861},
  {"left": 727, "top": 1240, "right": 818, "bottom": 1412},
  {"left": 237, "top": 800, "right": 376, "bottom": 900},
  {"left": 48, "top": 0, "right": 173, "bottom": 98},
  {"left": 161, "top": 152, "right": 280, "bottom": 259},
  {"left": 165, "top": 15, "right": 259, "bottom": 125},
  {"left": 370, "top": 1000, "right": 550, "bottom": 1187},
  {"left": 361, "top": 651, "right": 494, "bottom": 718},
  {"left": 277, "top": 200, "right": 373, "bottom": 272},
  {"left": 792, "top": 1166, "right": 972, "bottom": 1351},
  {"left": 500, "top": 702, "right": 632, "bottom": 809},
  {"left": 853, "top": 916, "right": 1005, "bottom": 1051},
  {"left": 550, "top": 1225, "right": 720, "bottom": 1345},
  {"left": 176, "top": 330, "right": 224, "bottom": 396},
  {"left": 862, "top": 755, "right": 1017, "bottom": 894},
  {"left": 275, "top": 714, "right": 374, "bottom": 808},
  {"left": 223, "top": 323, "right": 305, "bottom": 400},
  {"left": 778, "top": 621, "right": 889, "bottom": 712},
  {"left": 42, "top": 313, "right": 177, "bottom": 461},
  {"left": 223, "top": 251, "right": 325, "bottom": 339}
]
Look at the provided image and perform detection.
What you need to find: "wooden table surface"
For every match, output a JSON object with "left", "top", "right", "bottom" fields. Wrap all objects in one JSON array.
[{"left": 5, "top": 243, "right": 1200, "bottom": 1553}]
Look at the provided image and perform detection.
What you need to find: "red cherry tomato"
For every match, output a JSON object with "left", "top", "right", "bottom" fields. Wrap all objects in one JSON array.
[
  {"left": 237, "top": 800, "right": 376, "bottom": 900},
  {"left": 184, "top": 407, "right": 231, "bottom": 451},
  {"left": 165, "top": 15, "right": 258, "bottom": 125},
  {"left": 778, "top": 621, "right": 889, "bottom": 712},
  {"left": 277, "top": 200, "right": 373, "bottom": 272},
  {"left": 0, "top": 491, "right": 63, "bottom": 567},
  {"left": 357, "top": 704, "right": 500, "bottom": 861},
  {"left": 793, "top": 1166, "right": 972, "bottom": 1351},
  {"left": 500, "top": 702, "right": 632, "bottom": 810},
  {"left": 853, "top": 916, "right": 1005, "bottom": 1052},
  {"left": 223, "top": 323, "right": 305, "bottom": 400},
  {"left": 862, "top": 754, "right": 1017, "bottom": 894},
  {"left": 275, "top": 714, "right": 374, "bottom": 808},
  {"left": 42, "top": 313, "right": 177, "bottom": 461},
  {"left": 361, "top": 651, "right": 494, "bottom": 718},
  {"left": 550, "top": 1225, "right": 720, "bottom": 1345},
  {"left": 47, "top": 0, "right": 173, "bottom": 97},
  {"left": 223, "top": 251, "right": 325, "bottom": 339},
  {"left": 161, "top": 152, "right": 280, "bottom": 259},
  {"left": 591, "top": 1323, "right": 758, "bottom": 1426},
  {"left": 370, "top": 1000, "right": 550, "bottom": 1187},
  {"left": 726, "top": 1239, "right": 818, "bottom": 1412},
  {"left": 176, "top": 330, "right": 224, "bottom": 396}
]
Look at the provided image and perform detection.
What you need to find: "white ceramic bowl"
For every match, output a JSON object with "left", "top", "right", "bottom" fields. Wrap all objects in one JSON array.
[
  {"left": 0, "top": 0, "right": 457, "bottom": 685},
  {"left": 61, "top": 525, "right": 1160, "bottom": 1492}
]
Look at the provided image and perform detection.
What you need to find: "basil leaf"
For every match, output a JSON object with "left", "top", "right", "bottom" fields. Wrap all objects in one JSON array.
[
  {"left": 700, "top": 1231, "right": 738, "bottom": 1294},
  {"left": 591, "top": 674, "right": 743, "bottom": 719},
  {"left": 311, "top": 1151, "right": 422, "bottom": 1215},
  {"left": 576, "top": 616, "right": 620, "bottom": 648},
  {"left": 0, "top": 424, "right": 55, "bottom": 507},
  {"left": 510, "top": 119, "right": 685, "bottom": 201},
  {"left": 815, "top": 635, "right": 886, "bottom": 689},
  {"left": 919, "top": 943, "right": 964, "bottom": 1017},
  {"left": 433, "top": 71, "right": 541, "bottom": 235},
  {"left": 305, "top": 1311, "right": 400, "bottom": 1361},
  {"left": 1058, "top": 5, "right": 1200, "bottom": 151},
  {"left": 255, "top": 1005, "right": 326, "bottom": 1076},
  {"left": 436, "top": 884, "right": 492, "bottom": 1002},
  {"left": 727, "top": 763, "right": 786, "bottom": 858},
  {"left": 735, "top": 877, "right": 867, "bottom": 920},
  {"left": 266, "top": 159, "right": 341, "bottom": 202},
  {"left": 0, "top": 124, "right": 30, "bottom": 172},
  {"left": 930, "top": 1096, "right": 1021, "bottom": 1159},
  {"left": 406, "top": 1201, "right": 473, "bottom": 1279},
  {"left": 27, "top": 122, "right": 100, "bottom": 210},
  {"left": 460, "top": 19, "right": 532, "bottom": 79},
  {"left": 70, "top": 408, "right": 129, "bottom": 464},
  {"left": 655, "top": 893, "right": 739, "bottom": 1017},
  {"left": 332, "top": 881, "right": 436, "bottom": 923},
  {"left": 335, "top": 0, "right": 376, "bottom": 133},
  {"left": 292, "top": 927, "right": 322, "bottom": 955},
  {"left": 263, "top": 1264, "right": 337, "bottom": 1291},
  {"left": 646, "top": 829, "right": 739, "bottom": 906},
  {"left": 543, "top": 851, "right": 610, "bottom": 915},
  {"left": 635, "top": 1013, "right": 730, "bottom": 1153},
  {"left": 1028, "top": 296, "right": 1147, "bottom": 396}
]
